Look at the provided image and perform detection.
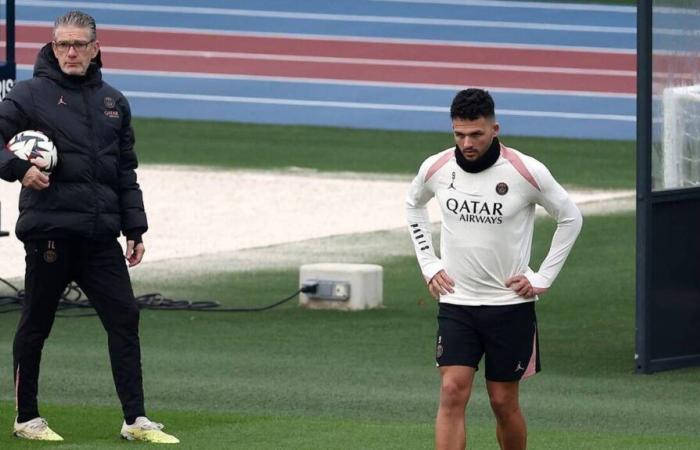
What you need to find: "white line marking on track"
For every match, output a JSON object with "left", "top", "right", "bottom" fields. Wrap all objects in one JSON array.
[
  {"left": 15, "top": 64, "right": 635, "bottom": 99},
  {"left": 16, "top": 1, "right": 634, "bottom": 33},
  {"left": 371, "top": 0, "right": 635, "bottom": 13},
  {"left": 121, "top": 91, "right": 635, "bottom": 121},
  {"left": 17, "top": 21, "right": 637, "bottom": 54},
  {"left": 9, "top": 41, "right": 636, "bottom": 77}
]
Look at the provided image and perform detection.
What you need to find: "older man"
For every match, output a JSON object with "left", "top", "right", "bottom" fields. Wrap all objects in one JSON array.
[{"left": 0, "top": 11, "right": 178, "bottom": 443}]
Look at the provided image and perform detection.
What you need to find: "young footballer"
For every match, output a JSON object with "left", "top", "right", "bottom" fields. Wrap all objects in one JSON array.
[{"left": 406, "top": 88, "right": 582, "bottom": 450}]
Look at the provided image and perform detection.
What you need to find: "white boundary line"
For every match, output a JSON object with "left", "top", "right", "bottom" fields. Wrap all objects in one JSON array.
[
  {"left": 121, "top": 90, "right": 635, "bottom": 121},
  {"left": 15, "top": 1, "right": 634, "bottom": 33},
  {"left": 16, "top": 0, "right": 638, "bottom": 14},
  {"left": 15, "top": 64, "right": 635, "bottom": 99},
  {"left": 371, "top": 0, "right": 635, "bottom": 13},
  {"left": 9, "top": 41, "right": 635, "bottom": 77},
  {"left": 17, "top": 20, "right": 636, "bottom": 54}
]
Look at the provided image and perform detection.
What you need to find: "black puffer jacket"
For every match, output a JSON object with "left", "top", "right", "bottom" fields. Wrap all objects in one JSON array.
[{"left": 0, "top": 44, "right": 147, "bottom": 242}]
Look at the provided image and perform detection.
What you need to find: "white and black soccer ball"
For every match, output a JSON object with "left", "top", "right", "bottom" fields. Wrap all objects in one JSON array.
[{"left": 6, "top": 130, "right": 58, "bottom": 174}]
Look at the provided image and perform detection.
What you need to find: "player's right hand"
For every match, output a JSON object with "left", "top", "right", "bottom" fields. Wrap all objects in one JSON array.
[
  {"left": 21, "top": 166, "right": 50, "bottom": 190},
  {"left": 428, "top": 270, "right": 455, "bottom": 299}
]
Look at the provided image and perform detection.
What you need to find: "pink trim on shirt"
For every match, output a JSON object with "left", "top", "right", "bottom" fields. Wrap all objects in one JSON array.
[
  {"left": 424, "top": 150, "right": 453, "bottom": 183},
  {"left": 522, "top": 331, "right": 538, "bottom": 379},
  {"left": 500, "top": 145, "right": 540, "bottom": 191}
]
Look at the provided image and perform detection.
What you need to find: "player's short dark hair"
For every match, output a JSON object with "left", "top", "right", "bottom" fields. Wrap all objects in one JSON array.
[{"left": 450, "top": 89, "right": 495, "bottom": 121}]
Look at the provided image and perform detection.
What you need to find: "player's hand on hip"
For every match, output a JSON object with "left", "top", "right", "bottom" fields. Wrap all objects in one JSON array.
[
  {"left": 125, "top": 240, "right": 145, "bottom": 267},
  {"left": 428, "top": 270, "right": 455, "bottom": 299},
  {"left": 21, "top": 166, "right": 50, "bottom": 190},
  {"left": 506, "top": 275, "right": 547, "bottom": 298}
]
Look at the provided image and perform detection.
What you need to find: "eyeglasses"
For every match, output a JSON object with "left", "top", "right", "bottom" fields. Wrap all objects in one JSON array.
[{"left": 53, "top": 40, "right": 94, "bottom": 53}]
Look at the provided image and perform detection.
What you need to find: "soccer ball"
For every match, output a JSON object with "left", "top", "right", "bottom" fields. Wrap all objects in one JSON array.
[{"left": 6, "top": 130, "right": 58, "bottom": 174}]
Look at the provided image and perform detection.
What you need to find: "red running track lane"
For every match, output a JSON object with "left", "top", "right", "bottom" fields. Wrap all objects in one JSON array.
[
  {"left": 15, "top": 46, "right": 635, "bottom": 94},
  {"left": 17, "top": 24, "right": 636, "bottom": 94},
  {"left": 19, "top": 24, "right": 636, "bottom": 70}
]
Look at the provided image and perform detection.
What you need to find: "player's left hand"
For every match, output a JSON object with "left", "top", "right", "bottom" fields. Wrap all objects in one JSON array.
[
  {"left": 505, "top": 275, "right": 547, "bottom": 298},
  {"left": 125, "top": 240, "right": 145, "bottom": 267}
]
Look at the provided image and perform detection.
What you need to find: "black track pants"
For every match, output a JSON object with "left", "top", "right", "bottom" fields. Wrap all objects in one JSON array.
[{"left": 13, "top": 239, "right": 145, "bottom": 422}]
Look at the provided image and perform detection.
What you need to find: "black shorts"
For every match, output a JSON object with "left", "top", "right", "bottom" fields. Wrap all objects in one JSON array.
[{"left": 436, "top": 302, "right": 540, "bottom": 382}]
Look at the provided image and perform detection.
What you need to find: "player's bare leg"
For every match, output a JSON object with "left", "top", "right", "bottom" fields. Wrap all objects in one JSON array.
[
  {"left": 486, "top": 381, "right": 526, "bottom": 450},
  {"left": 436, "top": 366, "right": 475, "bottom": 450}
]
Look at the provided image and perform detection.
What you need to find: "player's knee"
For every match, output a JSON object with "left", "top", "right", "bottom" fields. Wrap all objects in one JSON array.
[
  {"left": 489, "top": 395, "right": 519, "bottom": 418},
  {"left": 440, "top": 379, "right": 471, "bottom": 407}
]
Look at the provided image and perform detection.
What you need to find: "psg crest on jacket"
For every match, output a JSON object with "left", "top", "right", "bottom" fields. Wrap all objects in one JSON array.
[{"left": 6, "top": 130, "right": 58, "bottom": 174}]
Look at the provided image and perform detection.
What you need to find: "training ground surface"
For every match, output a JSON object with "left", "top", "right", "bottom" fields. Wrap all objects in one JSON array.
[
  {"left": 0, "top": 121, "right": 698, "bottom": 448},
  {"left": 0, "top": 119, "right": 636, "bottom": 280},
  {"left": 0, "top": 165, "right": 633, "bottom": 280},
  {"left": 1, "top": 214, "right": 699, "bottom": 449}
]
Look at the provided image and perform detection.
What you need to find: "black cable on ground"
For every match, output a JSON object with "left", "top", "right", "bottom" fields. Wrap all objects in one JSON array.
[{"left": 0, "top": 276, "right": 318, "bottom": 316}]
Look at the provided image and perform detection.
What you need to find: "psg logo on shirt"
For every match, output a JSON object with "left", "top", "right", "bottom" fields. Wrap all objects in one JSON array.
[{"left": 496, "top": 182, "right": 509, "bottom": 195}]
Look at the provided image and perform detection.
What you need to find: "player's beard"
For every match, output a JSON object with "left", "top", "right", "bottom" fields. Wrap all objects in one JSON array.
[{"left": 454, "top": 137, "right": 501, "bottom": 173}]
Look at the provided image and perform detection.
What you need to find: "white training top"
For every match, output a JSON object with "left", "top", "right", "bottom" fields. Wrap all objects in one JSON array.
[{"left": 406, "top": 143, "right": 583, "bottom": 306}]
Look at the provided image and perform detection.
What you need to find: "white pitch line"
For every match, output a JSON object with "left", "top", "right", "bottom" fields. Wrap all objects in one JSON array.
[
  {"left": 121, "top": 91, "right": 635, "bottom": 122},
  {"left": 8, "top": 41, "right": 635, "bottom": 77},
  {"left": 15, "top": 1, "right": 634, "bottom": 33}
]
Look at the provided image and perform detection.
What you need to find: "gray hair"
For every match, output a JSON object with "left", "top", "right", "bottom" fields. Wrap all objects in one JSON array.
[{"left": 53, "top": 10, "right": 97, "bottom": 41}]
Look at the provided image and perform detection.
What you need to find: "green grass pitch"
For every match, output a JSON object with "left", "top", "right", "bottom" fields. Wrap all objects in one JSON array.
[
  {"left": 1, "top": 120, "right": 695, "bottom": 448},
  {"left": 1, "top": 213, "right": 698, "bottom": 448},
  {"left": 133, "top": 118, "right": 635, "bottom": 189}
]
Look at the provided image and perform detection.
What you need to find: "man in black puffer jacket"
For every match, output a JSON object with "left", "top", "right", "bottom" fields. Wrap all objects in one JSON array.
[{"left": 0, "top": 11, "right": 178, "bottom": 444}]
